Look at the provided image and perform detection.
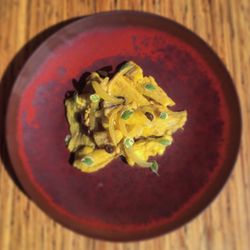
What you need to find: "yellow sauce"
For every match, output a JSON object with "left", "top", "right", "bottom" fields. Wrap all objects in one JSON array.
[{"left": 65, "top": 61, "right": 187, "bottom": 174}]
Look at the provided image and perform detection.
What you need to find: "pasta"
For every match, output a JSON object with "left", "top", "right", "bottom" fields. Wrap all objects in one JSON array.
[{"left": 64, "top": 61, "right": 187, "bottom": 174}]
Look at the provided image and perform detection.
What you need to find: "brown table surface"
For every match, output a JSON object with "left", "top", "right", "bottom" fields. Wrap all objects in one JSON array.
[{"left": 0, "top": 0, "right": 249, "bottom": 249}]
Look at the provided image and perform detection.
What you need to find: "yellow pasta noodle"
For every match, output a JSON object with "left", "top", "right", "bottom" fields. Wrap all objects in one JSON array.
[{"left": 64, "top": 61, "right": 187, "bottom": 174}]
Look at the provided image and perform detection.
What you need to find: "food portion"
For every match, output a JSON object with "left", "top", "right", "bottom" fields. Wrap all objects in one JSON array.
[{"left": 65, "top": 61, "right": 187, "bottom": 174}]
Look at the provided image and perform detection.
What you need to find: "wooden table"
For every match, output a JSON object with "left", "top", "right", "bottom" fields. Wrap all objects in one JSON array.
[{"left": 0, "top": 0, "right": 249, "bottom": 249}]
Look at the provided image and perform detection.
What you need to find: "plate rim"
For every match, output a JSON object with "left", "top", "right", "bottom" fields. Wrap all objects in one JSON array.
[{"left": 5, "top": 10, "right": 242, "bottom": 241}]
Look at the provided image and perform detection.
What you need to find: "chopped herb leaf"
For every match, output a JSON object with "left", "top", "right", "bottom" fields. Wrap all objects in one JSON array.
[
  {"left": 81, "top": 156, "right": 94, "bottom": 166},
  {"left": 121, "top": 110, "right": 134, "bottom": 120},
  {"left": 150, "top": 161, "right": 159, "bottom": 175},
  {"left": 124, "top": 137, "right": 134, "bottom": 148},
  {"left": 160, "top": 112, "right": 168, "bottom": 120},
  {"left": 159, "top": 139, "right": 171, "bottom": 146},
  {"left": 90, "top": 94, "right": 100, "bottom": 103},
  {"left": 144, "top": 83, "right": 156, "bottom": 91}
]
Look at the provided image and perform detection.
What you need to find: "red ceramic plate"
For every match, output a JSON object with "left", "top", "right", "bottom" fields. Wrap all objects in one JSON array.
[{"left": 6, "top": 11, "right": 241, "bottom": 241}]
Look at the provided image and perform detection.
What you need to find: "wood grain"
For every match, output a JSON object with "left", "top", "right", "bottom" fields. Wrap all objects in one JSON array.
[{"left": 0, "top": 0, "right": 249, "bottom": 249}]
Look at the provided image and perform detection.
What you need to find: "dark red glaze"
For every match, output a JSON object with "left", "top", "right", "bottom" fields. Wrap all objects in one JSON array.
[{"left": 6, "top": 11, "right": 241, "bottom": 241}]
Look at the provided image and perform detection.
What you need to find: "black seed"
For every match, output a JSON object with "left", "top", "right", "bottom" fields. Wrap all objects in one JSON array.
[
  {"left": 97, "top": 70, "right": 109, "bottom": 77},
  {"left": 75, "top": 112, "right": 84, "bottom": 124},
  {"left": 104, "top": 144, "right": 115, "bottom": 153},
  {"left": 99, "top": 100, "right": 104, "bottom": 109},
  {"left": 145, "top": 112, "right": 154, "bottom": 121},
  {"left": 120, "top": 155, "right": 128, "bottom": 164}
]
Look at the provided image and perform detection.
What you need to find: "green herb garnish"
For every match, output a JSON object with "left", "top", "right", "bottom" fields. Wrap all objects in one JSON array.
[
  {"left": 90, "top": 94, "right": 100, "bottom": 103},
  {"left": 160, "top": 112, "right": 168, "bottom": 120},
  {"left": 124, "top": 137, "right": 134, "bottom": 149},
  {"left": 121, "top": 110, "right": 134, "bottom": 120},
  {"left": 150, "top": 161, "right": 159, "bottom": 175},
  {"left": 81, "top": 156, "right": 94, "bottom": 166},
  {"left": 159, "top": 139, "right": 171, "bottom": 146},
  {"left": 144, "top": 83, "right": 156, "bottom": 91}
]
